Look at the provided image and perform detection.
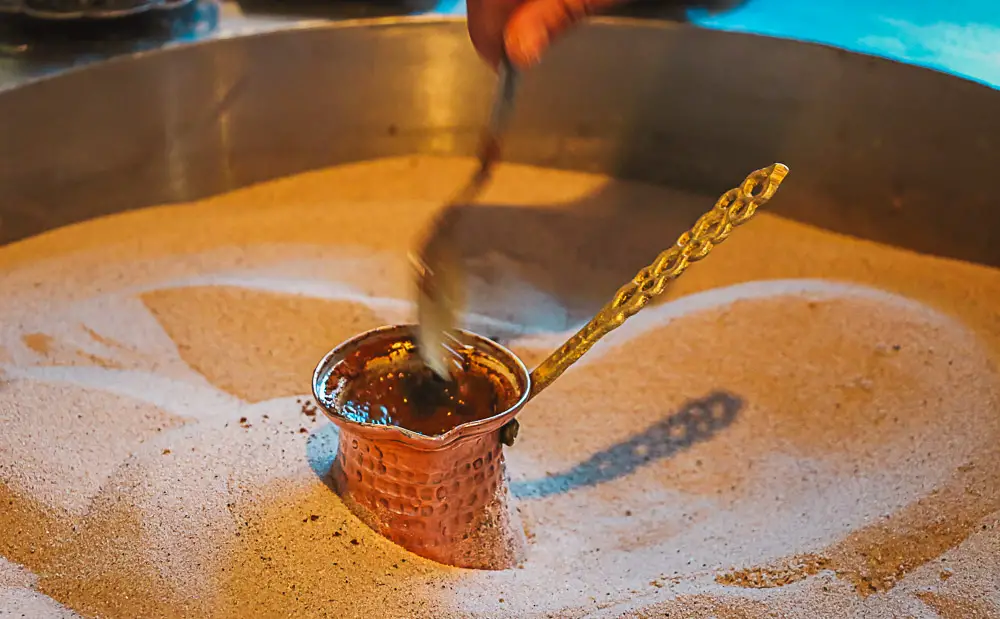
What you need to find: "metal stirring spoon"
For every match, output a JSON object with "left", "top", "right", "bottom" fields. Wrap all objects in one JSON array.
[{"left": 411, "top": 53, "right": 521, "bottom": 380}]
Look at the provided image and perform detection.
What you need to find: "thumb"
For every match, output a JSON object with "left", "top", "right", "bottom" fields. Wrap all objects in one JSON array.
[
  {"left": 467, "top": 0, "right": 523, "bottom": 68},
  {"left": 503, "top": 0, "right": 625, "bottom": 68}
]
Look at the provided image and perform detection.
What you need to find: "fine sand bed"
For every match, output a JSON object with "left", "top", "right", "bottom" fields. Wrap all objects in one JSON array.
[{"left": 1, "top": 156, "right": 998, "bottom": 619}]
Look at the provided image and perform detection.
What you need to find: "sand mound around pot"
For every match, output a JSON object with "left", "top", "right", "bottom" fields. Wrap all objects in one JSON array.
[{"left": 1, "top": 156, "right": 998, "bottom": 618}]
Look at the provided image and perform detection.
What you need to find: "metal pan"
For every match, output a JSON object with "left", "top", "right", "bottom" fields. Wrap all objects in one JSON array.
[{"left": 0, "top": 17, "right": 997, "bottom": 270}]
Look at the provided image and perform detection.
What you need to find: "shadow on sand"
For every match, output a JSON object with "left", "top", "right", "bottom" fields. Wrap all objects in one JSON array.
[
  {"left": 511, "top": 390, "right": 742, "bottom": 498},
  {"left": 308, "top": 390, "right": 743, "bottom": 499}
]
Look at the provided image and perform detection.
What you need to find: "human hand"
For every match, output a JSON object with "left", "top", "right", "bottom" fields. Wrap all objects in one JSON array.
[
  {"left": 466, "top": 0, "right": 746, "bottom": 70},
  {"left": 466, "top": 0, "right": 627, "bottom": 69}
]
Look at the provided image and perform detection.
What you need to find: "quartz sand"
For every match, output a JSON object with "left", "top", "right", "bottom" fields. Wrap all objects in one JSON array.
[{"left": 0, "top": 156, "right": 998, "bottom": 618}]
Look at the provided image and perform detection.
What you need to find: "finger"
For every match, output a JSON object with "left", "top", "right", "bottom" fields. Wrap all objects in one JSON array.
[
  {"left": 503, "top": 0, "right": 625, "bottom": 68},
  {"left": 467, "top": 0, "right": 523, "bottom": 68}
]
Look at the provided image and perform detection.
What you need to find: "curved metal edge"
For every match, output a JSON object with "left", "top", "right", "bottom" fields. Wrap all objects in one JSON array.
[
  {"left": 8, "top": 14, "right": 994, "bottom": 95},
  {"left": 0, "top": 14, "right": 455, "bottom": 93},
  {"left": 311, "top": 324, "right": 532, "bottom": 452},
  {"left": 2, "top": 18, "right": 997, "bottom": 267}
]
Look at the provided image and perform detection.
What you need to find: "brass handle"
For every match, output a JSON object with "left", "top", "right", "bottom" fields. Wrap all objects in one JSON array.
[{"left": 527, "top": 163, "right": 790, "bottom": 400}]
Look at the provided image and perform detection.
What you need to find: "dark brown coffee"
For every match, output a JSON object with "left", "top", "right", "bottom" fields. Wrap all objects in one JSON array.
[{"left": 339, "top": 348, "right": 507, "bottom": 436}]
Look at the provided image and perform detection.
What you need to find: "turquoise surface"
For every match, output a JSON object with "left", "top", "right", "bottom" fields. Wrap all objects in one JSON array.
[
  {"left": 436, "top": 0, "right": 1000, "bottom": 89},
  {"left": 691, "top": 0, "right": 1000, "bottom": 89}
]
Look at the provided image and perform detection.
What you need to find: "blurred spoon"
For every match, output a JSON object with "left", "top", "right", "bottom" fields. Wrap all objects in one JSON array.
[{"left": 411, "top": 52, "right": 520, "bottom": 380}]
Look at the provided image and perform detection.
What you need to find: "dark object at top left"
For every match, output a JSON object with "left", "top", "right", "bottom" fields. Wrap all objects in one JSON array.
[{"left": 0, "top": 0, "right": 192, "bottom": 20}]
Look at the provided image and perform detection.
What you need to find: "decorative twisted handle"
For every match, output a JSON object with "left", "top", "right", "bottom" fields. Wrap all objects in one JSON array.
[{"left": 527, "top": 163, "right": 790, "bottom": 399}]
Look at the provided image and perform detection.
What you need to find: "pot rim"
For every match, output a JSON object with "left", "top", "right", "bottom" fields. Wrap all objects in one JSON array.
[{"left": 312, "top": 324, "right": 531, "bottom": 451}]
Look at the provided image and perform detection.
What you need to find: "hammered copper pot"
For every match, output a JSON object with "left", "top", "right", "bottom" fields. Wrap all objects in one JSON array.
[{"left": 312, "top": 325, "right": 531, "bottom": 570}]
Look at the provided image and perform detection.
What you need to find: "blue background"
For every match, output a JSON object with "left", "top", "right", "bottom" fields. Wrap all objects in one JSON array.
[{"left": 433, "top": 0, "right": 1000, "bottom": 89}]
